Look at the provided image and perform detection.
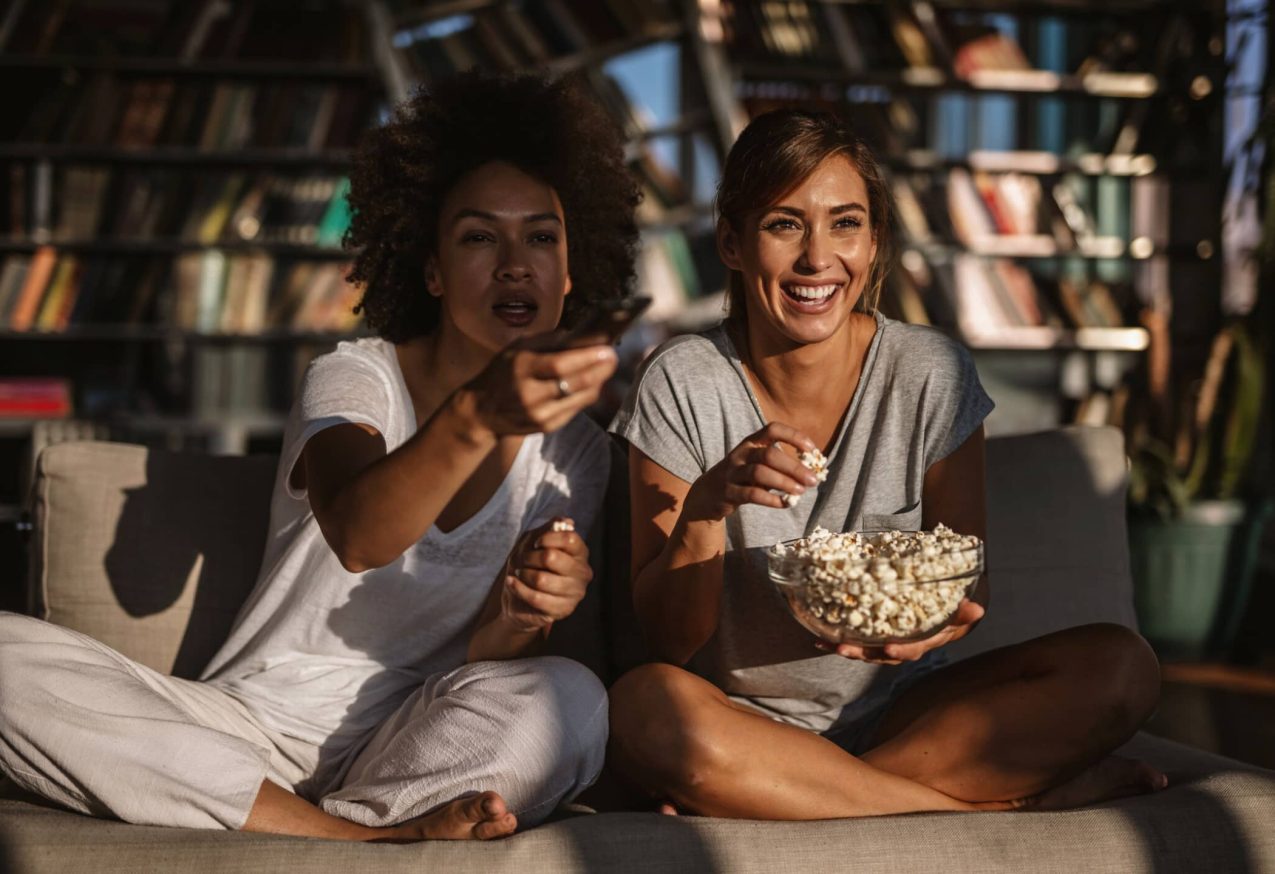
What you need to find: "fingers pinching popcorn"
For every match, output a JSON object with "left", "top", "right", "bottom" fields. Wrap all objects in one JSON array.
[{"left": 779, "top": 446, "right": 829, "bottom": 508}]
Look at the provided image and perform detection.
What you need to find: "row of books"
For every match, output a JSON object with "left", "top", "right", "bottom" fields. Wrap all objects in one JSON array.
[
  {"left": 885, "top": 250, "right": 1132, "bottom": 335},
  {"left": 5, "top": 167, "right": 351, "bottom": 248},
  {"left": 723, "top": 0, "right": 1152, "bottom": 82},
  {"left": 0, "top": 0, "right": 370, "bottom": 63},
  {"left": 393, "top": 0, "right": 675, "bottom": 81},
  {"left": 892, "top": 170, "right": 1139, "bottom": 257},
  {"left": 740, "top": 92, "right": 1156, "bottom": 177},
  {"left": 0, "top": 250, "right": 361, "bottom": 334},
  {"left": 8, "top": 74, "right": 373, "bottom": 152}
]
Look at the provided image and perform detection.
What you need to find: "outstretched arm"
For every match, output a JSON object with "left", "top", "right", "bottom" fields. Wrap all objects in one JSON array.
[{"left": 298, "top": 344, "right": 615, "bottom": 572}]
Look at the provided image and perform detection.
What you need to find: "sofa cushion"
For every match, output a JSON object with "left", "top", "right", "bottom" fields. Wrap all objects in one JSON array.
[
  {"left": 947, "top": 425, "right": 1139, "bottom": 661},
  {"left": 29, "top": 441, "right": 276, "bottom": 678},
  {"left": 1, "top": 733, "right": 1272, "bottom": 873}
]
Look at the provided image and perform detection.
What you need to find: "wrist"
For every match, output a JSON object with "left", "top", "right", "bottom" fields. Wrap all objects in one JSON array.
[{"left": 496, "top": 609, "right": 551, "bottom": 639}]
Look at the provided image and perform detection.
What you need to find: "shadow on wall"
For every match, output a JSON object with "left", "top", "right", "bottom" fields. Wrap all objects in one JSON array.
[{"left": 102, "top": 449, "right": 275, "bottom": 677}]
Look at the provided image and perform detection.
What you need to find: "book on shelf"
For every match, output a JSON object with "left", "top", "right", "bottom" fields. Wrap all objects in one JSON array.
[
  {"left": 0, "top": 377, "right": 72, "bottom": 419},
  {"left": 8, "top": 73, "right": 373, "bottom": 153},
  {"left": 18, "top": 167, "right": 354, "bottom": 247}
]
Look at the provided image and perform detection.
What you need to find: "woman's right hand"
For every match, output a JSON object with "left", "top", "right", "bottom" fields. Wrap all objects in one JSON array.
[
  {"left": 682, "top": 422, "right": 821, "bottom": 523},
  {"left": 459, "top": 341, "right": 618, "bottom": 437}
]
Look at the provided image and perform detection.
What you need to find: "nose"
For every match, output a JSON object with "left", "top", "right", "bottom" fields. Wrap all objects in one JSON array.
[
  {"left": 496, "top": 241, "right": 532, "bottom": 282},
  {"left": 797, "top": 228, "right": 834, "bottom": 274}
]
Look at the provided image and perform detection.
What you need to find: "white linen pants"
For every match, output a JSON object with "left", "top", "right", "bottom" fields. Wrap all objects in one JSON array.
[{"left": 0, "top": 613, "right": 607, "bottom": 831}]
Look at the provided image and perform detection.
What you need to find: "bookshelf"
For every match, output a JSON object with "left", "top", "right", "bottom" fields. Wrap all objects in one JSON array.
[
  {"left": 0, "top": 0, "right": 388, "bottom": 470},
  {"left": 684, "top": 0, "right": 1227, "bottom": 434}
]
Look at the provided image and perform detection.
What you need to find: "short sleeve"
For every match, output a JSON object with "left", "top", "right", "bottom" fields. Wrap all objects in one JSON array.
[
  {"left": 283, "top": 343, "right": 399, "bottom": 500},
  {"left": 609, "top": 342, "right": 706, "bottom": 485},
  {"left": 527, "top": 418, "right": 612, "bottom": 543},
  {"left": 924, "top": 341, "right": 995, "bottom": 469}
]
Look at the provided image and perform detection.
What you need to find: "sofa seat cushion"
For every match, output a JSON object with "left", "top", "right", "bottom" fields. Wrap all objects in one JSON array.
[{"left": 2, "top": 733, "right": 1271, "bottom": 873}]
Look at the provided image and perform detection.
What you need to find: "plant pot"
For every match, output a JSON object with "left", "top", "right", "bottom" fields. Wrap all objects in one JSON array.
[{"left": 1127, "top": 499, "right": 1271, "bottom": 660}]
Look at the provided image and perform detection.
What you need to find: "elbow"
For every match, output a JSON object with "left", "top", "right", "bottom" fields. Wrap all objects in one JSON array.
[
  {"left": 336, "top": 551, "right": 373, "bottom": 574},
  {"left": 323, "top": 527, "right": 389, "bottom": 574},
  {"left": 638, "top": 612, "right": 714, "bottom": 667}
]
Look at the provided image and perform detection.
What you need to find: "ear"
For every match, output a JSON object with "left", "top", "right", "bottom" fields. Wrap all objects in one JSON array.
[
  {"left": 716, "top": 219, "right": 744, "bottom": 271},
  {"left": 424, "top": 260, "right": 442, "bottom": 298},
  {"left": 563, "top": 272, "right": 573, "bottom": 298}
]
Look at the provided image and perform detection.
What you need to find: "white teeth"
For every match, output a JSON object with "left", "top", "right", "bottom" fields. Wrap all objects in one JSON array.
[{"left": 785, "top": 284, "right": 838, "bottom": 301}]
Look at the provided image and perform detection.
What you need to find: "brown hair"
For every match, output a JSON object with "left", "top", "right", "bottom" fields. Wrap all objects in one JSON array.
[{"left": 715, "top": 108, "right": 893, "bottom": 320}]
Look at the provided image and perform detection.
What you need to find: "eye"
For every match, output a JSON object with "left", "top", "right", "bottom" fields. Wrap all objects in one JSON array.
[
  {"left": 461, "top": 230, "right": 494, "bottom": 244},
  {"left": 529, "top": 231, "right": 559, "bottom": 244},
  {"left": 762, "top": 217, "right": 800, "bottom": 232},
  {"left": 834, "top": 216, "right": 865, "bottom": 230}
]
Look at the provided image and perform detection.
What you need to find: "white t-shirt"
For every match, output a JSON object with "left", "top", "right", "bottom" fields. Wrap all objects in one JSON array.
[{"left": 202, "top": 338, "right": 610, "bottom": 747}]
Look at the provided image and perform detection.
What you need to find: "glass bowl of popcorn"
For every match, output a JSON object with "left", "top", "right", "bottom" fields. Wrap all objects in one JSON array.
[{"left": 767, "top": 525, "right": 984, "bottom": 646}]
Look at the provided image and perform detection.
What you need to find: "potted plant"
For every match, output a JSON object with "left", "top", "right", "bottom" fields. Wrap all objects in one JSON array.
[{"left": 1125, "top": 314, "right": 1268, "bottom": 660}]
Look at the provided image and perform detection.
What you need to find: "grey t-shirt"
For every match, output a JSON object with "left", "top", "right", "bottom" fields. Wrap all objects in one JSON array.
[{"left": 610, "top": 312, "right": 994, "bottom": 732}]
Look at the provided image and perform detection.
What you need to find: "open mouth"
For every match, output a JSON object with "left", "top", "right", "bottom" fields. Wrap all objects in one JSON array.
[
  {"left": 781, "top": 282, "right": 841, "bottom": 308},
  {"left": 492, "top": 296, "right": 539, "bottom": 327}
]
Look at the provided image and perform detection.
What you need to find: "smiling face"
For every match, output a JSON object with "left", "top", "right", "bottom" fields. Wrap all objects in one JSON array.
[
  {"left": 718, "top": 153, "right": 877, "bottom": 347},
  {"left": 428, "top": 160, "right": 571, "bottom": 354}
]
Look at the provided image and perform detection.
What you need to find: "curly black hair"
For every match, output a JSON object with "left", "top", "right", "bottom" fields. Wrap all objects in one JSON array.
[{"left": 344, "top": 71, "right": 642, "bottom": 343}]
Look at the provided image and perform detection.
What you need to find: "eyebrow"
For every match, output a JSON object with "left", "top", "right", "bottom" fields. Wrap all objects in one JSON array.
[
  {"left": 451, "top": 209, "right": 562, "bottom": 225},
  {"left": 769, "top": 203, "right": 868, "bottom": 217}
]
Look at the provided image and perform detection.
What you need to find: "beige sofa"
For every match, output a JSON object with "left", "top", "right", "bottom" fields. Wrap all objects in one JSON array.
[{"left": 2, "top": 426, "right": 1273, "bottom": 872}]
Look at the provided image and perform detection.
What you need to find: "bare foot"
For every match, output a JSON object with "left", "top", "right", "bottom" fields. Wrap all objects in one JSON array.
[
  {"left": 1017, "top": 756, "right": 1168, "bottom": 811},
  {"left": 391, "top": 792, "right": 518, "bottom": 841}
]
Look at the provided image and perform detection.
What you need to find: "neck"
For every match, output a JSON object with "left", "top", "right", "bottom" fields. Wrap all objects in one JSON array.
[
  {"left": 400, "top": 321, "right": 498, "bottom": 423},
  {"left": 736, "top": 312, "right": 874, "bottom": 421}
]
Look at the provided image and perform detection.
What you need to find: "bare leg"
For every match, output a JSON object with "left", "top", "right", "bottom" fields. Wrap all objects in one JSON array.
[
  {"left": 243, "top": 780, "right": 517, "bottom": 841},
  {"left": 608, "top": 663, "right": 1011, "bottom": 819},
  {"left": 860, "top": 623, "right": 1164, "bottom": 805},
  {"left": 608, "top": 624, "right": 1163, "bottom": 820}
]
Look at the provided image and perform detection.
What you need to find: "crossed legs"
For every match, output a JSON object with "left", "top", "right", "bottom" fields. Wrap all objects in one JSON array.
[{"left": 607, "top": 623, "right": 1164, "bottom": 818}]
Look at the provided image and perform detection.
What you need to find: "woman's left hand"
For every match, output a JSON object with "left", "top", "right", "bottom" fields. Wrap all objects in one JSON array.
[
  {"left": 500, "top": 518, "right": 593, "bottom": 633},
  {"left": 814, "top": 599, "right": 985, "bottom": 665}
]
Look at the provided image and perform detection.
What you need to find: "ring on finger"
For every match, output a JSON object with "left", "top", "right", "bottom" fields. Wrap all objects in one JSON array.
[{"left": 555, "top": 377, "right": 571, "bottom": 399}]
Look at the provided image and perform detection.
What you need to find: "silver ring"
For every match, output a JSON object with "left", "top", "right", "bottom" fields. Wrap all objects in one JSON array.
[{"left": 555, "top": 377, "right": 571, "bottom": 399}]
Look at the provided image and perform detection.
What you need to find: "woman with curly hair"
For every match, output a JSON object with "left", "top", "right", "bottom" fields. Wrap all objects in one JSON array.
[{"left": 0, "top": 72, "right": 640, "bottom": 842}]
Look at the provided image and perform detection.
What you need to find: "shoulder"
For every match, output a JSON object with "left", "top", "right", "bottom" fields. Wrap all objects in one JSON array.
[
  {"left": 305, "top": 337, "right": 398, "bottom": 383},
  {"left": 879, "top": 318, "right": 972, "bottom": 366},
  {"left": 631, "top": 326, "right": 732, "bottom": 395},
  {"left": 875, "top": 318, "right": 978, "bottom": 387}
]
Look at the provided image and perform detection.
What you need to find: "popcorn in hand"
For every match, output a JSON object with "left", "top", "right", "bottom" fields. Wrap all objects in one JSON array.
[{"left": 779, "top": 446, "right": 829, "bottom": 508}]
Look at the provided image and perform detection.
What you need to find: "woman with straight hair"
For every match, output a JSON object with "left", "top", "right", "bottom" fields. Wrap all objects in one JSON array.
[{"left": 607, "top": 107, "right": 1165, "bottom": 818}]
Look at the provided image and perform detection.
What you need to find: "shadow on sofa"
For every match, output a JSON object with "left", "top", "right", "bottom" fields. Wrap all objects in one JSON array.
[{"left": 4, "top": 426, "right": 1273, "bottom": 873}]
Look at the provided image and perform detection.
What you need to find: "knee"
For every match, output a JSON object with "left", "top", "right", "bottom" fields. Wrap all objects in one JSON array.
[
  {"left": 471, "top": 656, "right": 609, "bottom": 777},
  {"left": 1064, "top": 623, "right": 1161, "bottom": 736},
  {"left": 608, "top": 663, "right": 731, "bottom": 796}
]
